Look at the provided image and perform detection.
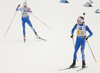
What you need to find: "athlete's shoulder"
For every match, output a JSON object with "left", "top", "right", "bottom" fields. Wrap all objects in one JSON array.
[
  {"left": 20, "top": 7, "right": 24, "bottom": 10},
  {"left": 75, "top": 23, "right": 78, "bottom": 26},
  {"left": 27, "top": 7, "right": 31, "bottom": 10},
  {"left": 73, "top": 23, "right": 77, "bottom": 29},
  {"left": 84, "top": 24, "right": 89, "bottom": 30},
  {"left": 22, "top": 7, "right": 24, "bottom": 9}
]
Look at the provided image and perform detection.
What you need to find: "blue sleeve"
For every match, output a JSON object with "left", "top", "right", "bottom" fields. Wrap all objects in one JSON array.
[
  {"left": 28, "top": 8, "right": 32, "bottom": 13},
  {"left": 85, "top": 25, "right": 93, "bottom": 38},
  {"left": 16, "top": 7, "right": 18, "bottom": 11},
  {"left": 71, "top": 24, "right": 77, "bottom": 35},
  {"left": 16, "top": 7, "right": 22, "bottom": 11},
  {"left": 29, "top": 11, "right": 32, "bottom": 13}
]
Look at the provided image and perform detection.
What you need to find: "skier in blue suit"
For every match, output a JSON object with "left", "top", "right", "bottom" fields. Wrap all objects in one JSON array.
[
  {"left": 16, "top": 2, "right": 39, "bottom": 42},
  {"left": 70, "top": 16, "right": 93, "bottom": 68}
]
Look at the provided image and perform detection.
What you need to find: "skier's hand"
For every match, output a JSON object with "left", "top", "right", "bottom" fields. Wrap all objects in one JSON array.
[
  {"left": 70, "top": 34, "right": 73, "bottom": 38},
  {"left": 16, "top": 4, "right": 20, "bottom": 11},
  {"left": 27, "top": 10, "right": 29, "bottom": 12},
  {"left": 18, "top": 4, "right": 20, "bottom": 8},
  {"left": 85, "top": 36, "right": 88, "bottom": 40}
]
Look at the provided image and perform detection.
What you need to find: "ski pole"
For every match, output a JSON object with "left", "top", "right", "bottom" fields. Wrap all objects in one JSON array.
[
  {"left": 83, "top": 13, "right": 97, "bottom": 63},
  {"left": 72, "top": 38, "right": 78, "bottom": 62},
  {"left": 72, "top": 38, "right": 75, "bottom": 47},
  {"left": 86, "top": 40, "right": 97, "bottom": 63},
  {"left": 4, "top": 11, "right": 17, "bottom": 37},
  {"left": 30, "top": 13, "right": 51, "bottom": 29}
]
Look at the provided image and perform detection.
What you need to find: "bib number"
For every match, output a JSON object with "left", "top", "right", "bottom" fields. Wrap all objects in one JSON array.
[
  {"left": 77, "top": 30, "right": 84, "bottom": 36},
  {"left": 23, "top": 12, "right": 27, "bottom": 16}
]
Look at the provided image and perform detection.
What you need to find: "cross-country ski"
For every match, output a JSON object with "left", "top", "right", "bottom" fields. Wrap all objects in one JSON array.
[
  {"left": 77, "top": 66, "right": 88, "bottom": 72},
  {"left": 58, "top": 66, "right": 79, "bottom": 71}
]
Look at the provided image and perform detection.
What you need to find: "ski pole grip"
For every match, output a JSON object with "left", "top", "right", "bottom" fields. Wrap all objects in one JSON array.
[{"left": 18, "top": 4, "right": 20, "bottom": 8}]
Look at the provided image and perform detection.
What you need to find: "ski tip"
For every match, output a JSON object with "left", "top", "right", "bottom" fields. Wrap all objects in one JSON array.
[{"left": 96, "top": 61, "right": 97, "bottom": 63}]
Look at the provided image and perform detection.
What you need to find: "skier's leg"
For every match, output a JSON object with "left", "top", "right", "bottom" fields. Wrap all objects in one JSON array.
[
  {"left": 70, "top": 38, "right": 81, "bottom": 68},
  {"left": 26, "top": 19, "right": 37, "bottom": 34},
  {"left": 73, "top": 38, "right": 81, "bottom": 60},
  {"left": 81, "top": 40, "right": 86, "bottom": 60},
  {"left": 22, "top": 20, "right": 26, "bottom": 42},
  {"left": 81, "top": 39, "right": 86, "bottom": 68},
  {"left": 22, "top": 20, "right": 26, "bottom": 35}
]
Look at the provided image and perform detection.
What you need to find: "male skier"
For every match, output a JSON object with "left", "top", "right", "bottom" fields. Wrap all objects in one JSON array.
[{"left": 16, "top": 2, "right": 39, "bottom": 42}]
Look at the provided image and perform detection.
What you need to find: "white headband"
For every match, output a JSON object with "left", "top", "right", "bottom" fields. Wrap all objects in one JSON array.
[
  {"left": 23, "top": 4, "right": 27, "bottom": 6},
  {"left": 77, "top": 17, "right": 84, "bottom": 22},
  {"left": 23, "top": 2, "right": 27, "bottom": 6}
]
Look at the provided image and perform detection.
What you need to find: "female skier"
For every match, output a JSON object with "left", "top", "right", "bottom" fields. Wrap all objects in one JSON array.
[{"left": 70, "top": 16, "right": 93, "bottom": 68}]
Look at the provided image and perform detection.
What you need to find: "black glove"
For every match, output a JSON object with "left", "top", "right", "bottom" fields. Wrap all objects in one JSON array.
[
  {"left": 70, "top": 34, "right": 73, "bottom": 38},
  {"left": 85, "top": 36, "right": 88, "bottom": 40}
]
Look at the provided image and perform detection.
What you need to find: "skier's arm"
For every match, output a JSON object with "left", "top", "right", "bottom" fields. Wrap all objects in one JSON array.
[
  {"left": 16, "top": 4, "right": 22, "bottom": 11},
  {"left": 85, "top": 25, "right": 93, "bottom": 38},
  {"left": 27, "top": 10, "right": 32, "bottom": 13},
  {"left": 71, "top": 24, "right": 77, "bottom": 35},
  {"left": 29, "top": 11, "right": 32, "bottom": 13},
  {"left": 27, "top": 8, "right": 32, "bottom": 13},
  {"left": 16, "top": 7, "right": 22, "bottom": 11}
]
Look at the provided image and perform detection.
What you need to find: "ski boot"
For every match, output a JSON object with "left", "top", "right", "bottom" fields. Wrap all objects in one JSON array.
[
  {"left": 35, "top": 32, "right": 40, "bottom": 38},
  {"left": 82, "top": 60, "right": 86, "bottom": 68},
  {"left": 23, "top": 35, "right": 26, "bottom": 42},
  {"left": 70, "top": 60, "right": 76, "bottom": 68}
]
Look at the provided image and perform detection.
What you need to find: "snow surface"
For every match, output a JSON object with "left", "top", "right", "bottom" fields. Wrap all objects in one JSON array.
[{"left": 0, "top": 0, "right": 100, "bottom": 73}]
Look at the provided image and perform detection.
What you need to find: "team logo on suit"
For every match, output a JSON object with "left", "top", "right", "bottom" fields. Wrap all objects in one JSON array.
[{"left": 79, "top": 27, "right": 82, "bottom": 30}]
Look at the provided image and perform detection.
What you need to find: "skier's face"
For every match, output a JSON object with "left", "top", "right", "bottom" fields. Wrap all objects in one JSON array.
[
  {"left": 24, "top": 6, "right": 27, "bottom": 8},
  {"left": 77, "top": 20, "right": 83, "bottom": 24}
]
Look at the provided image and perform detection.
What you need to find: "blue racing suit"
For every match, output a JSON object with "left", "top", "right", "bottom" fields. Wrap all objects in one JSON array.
[
  {"left": 71, "top": 23, "right": 93, "bottom": 60},
  {"left": 16, "top": 7, "right": 36, "bottom": 35}
]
